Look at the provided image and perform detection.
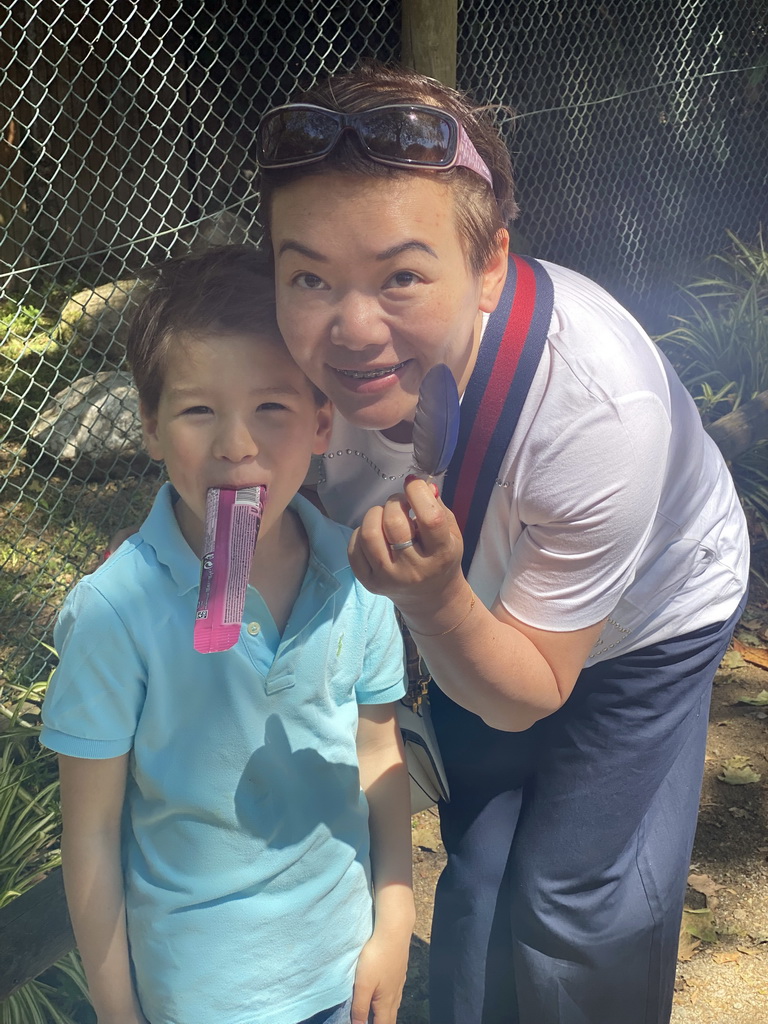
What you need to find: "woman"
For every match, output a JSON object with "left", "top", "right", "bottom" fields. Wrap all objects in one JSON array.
[{"left": 255, "top": 61, "right": 749, "bottom": 1024}]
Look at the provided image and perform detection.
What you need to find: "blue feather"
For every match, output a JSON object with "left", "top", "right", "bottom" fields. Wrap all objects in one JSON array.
[{"left": 412, "top": 364, "right": 461, "bottom": 477}]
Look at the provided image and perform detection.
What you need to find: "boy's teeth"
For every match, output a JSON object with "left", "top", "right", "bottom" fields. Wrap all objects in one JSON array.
[{"left": 340, "top": 362, "right": 406, "bottom": 379}]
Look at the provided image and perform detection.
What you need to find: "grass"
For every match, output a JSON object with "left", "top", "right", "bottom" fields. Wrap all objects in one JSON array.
[
  {"left": 0, "top": 663, "right": 95, "bottom": 1024},
  {"left": 1, "top": 452, "right": 160, "bottom": 684}
]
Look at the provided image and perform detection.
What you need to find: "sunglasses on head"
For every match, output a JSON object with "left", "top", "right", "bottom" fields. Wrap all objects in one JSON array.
[{"left": 256, "top": 103, "right": 494, "bottom": 189}]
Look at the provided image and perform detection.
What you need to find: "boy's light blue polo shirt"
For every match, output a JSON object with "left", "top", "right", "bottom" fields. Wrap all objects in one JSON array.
[{"left": 41, "top": 483, "right": 407, "bottom": 1024}]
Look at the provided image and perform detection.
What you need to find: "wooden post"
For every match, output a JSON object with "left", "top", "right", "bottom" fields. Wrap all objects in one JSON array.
[
  {"left": 401, "top": 0, "right": 458, "bottom": 87},
  {"left": 0, "top": 868, "right": 75, "bottom": 1000}
]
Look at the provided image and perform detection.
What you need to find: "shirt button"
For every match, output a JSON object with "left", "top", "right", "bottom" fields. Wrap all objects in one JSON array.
[{"left": 246, "top": 622, "right": 261, "bottom": 636}]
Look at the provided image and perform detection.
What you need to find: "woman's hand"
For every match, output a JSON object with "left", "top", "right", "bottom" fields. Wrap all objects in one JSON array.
[
  {"left": 351, "top": 478, "right": 605, "bottom": 730},
  {"left": 348, "top": 476, "right": 466, "bottom": 620}
]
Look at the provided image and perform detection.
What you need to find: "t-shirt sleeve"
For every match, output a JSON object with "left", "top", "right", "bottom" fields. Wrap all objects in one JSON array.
[
  {"left": 355, "top": 590, "right": 407, "bottom": 705},
  {"left": 499, "top": 391, "right": 672, "bottom": 631},
  {"left": 40, "top": 581, "right": 147, "bottom": 758}
]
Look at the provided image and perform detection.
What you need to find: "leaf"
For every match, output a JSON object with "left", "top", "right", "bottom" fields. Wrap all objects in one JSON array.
[
  {"left": 719, "top": 649, "right": 747, "bottom": 670},
  {"left": 717, "top": 756, "right": 762, "bottom": 784},
  {"left": 712, "top": 951, "right": 741, "bottom": 964},
  {"left": 735, "top": 689, "right": 768, "bottom": 706},
  {"left": 687, "top": 872, "right": 722, "bottom": 907},
  {"left": 412, "top": 364, "right": 460, "bottom": 477},
  {"left": 732, "top": 637, "right": 768, "bottom": 670},
  {"left": 722, "top": 754, "right": 751, "bottom": 768},
  {"left": 682, "top": 907, "right": 718, "bottom": 943},
  {"left": 740, "top": 619, "right": 766, "bottom": 633},
  {"left": 677, "top": 929, "right": 701, "bottom": 961}
]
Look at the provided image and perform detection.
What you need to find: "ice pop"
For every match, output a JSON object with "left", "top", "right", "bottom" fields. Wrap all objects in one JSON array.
[{"left": 194, "top": 485, "right": 266, "bottom": 653}]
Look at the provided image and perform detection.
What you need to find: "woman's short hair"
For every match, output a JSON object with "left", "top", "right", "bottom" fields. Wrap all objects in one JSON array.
[{"left": 258, "top": 61, "right": 518, "bottom": 274}]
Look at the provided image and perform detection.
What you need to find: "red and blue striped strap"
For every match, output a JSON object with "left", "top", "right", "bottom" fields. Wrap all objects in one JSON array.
[{"left": 441, "top": 254, "right": 554, "bottom": 576}]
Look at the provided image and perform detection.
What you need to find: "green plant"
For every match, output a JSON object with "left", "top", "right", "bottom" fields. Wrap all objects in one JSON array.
[
  {"left": 0, "top": 665, "right": 61, "bottom": 903},
  {"left": 0, "top": 662, "right": 94, "bottom": 1024},
  {"left": 0, "top": 953, "right": 91, "bottom": 1024},
  {"left": 658, "top": 230, "right": 768, "bottom": 527},
  {"left": 0, "top": 302, "right": 44, "bottom": 344},
  {"left": 0, "top": 282, "right": 113, "bottom": 442}
]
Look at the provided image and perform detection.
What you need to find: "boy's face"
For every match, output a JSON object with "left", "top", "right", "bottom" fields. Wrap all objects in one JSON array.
[{"left": 141, "top": 330, "right": 332, "bottom": 552}]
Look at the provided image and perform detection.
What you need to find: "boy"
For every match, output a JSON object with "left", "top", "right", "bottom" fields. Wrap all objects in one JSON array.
[{"left": 41, "top": 246, "right": 414, "bottom": 1024}]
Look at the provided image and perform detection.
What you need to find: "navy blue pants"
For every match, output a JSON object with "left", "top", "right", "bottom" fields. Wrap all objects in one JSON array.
[{"left": 428, "top": 603, "right": 744, "bottom": 1024}]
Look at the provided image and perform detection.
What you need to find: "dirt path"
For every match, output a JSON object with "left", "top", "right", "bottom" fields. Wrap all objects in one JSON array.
[{"left": 399, "top": 604, "right": 768, "bottom": 1024}]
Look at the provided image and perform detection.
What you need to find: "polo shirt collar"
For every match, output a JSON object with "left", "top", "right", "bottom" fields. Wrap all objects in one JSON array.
[
  {"left": 139, "top": 484, "right": 200, "bottom": 596},
  {"left": 289, "top": 492, "right": 350, "bottom": 580},
  {"left": 139, "top": 484, "right": 349, "bottom": 600}
]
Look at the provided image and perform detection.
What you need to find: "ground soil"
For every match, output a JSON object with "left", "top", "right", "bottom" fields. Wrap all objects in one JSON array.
[{"left": 398, "top": 596, "right": 768, "bottom": 1024}]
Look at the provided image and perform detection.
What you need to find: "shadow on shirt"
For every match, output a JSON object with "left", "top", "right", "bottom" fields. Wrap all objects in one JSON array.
[{"left": 234, "top": 714, "right": 363, "bottom": 848}]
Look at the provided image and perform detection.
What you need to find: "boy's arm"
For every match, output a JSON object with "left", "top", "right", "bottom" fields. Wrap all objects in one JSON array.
[
  {"left": 352, "top": 703, "right": 415, "bottom": 1024},
  {"left": 58, "top": 753, "right": 148, "bottom": 1024}
]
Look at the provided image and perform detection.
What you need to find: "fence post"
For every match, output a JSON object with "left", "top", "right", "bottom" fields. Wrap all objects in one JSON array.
[
  {"left": 0, "top": 868, "right": 75, "bottom": 1000},
  {"left": 401, "top": 0, "right": 457, "bottom": 87}
]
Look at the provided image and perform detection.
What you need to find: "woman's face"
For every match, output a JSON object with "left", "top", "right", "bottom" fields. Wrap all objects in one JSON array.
[{"left": 271, "top": 172, "right": 508, "bottom": 434}]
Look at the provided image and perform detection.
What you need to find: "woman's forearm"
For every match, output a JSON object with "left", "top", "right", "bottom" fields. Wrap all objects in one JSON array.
[
  {"left": 349, "top": 481, "right": 604, "bottom": 731},
  {"left": 399, "top": 576, "right": 603, "bottom": 731}
]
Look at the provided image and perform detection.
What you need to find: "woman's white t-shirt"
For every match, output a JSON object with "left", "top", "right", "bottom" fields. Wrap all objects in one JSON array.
[{"left": 317, "top": 261, "right": 749, "bottom": 664}]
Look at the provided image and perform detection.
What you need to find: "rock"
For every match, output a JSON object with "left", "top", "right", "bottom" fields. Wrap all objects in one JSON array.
[
  {"left": 183, "top": 209, "right": 253, "bottom": 250},
  {"left": 53, "top": 221, "right": 254, "bottom": 359},
  {"left": 56, "top": 278, "right": 149, "bottom": 360},
  {"left": 27, "top": 370, "right": 159, "bottom": 480}
]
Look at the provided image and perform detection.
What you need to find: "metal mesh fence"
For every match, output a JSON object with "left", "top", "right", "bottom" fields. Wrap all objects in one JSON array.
[
  {"left": 0, "top": 0, "right": 400, "bottom": 682},
  {"left": 1, "top": 0, "right": 766, "bottom": 684},
  {"left": 458, "top": 0, "right": 768, "bottom": 327}
]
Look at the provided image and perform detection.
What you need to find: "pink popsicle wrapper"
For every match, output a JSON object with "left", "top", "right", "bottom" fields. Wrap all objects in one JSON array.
[{"left": 194, "top": 485, "right": 266, "bottom": 653}]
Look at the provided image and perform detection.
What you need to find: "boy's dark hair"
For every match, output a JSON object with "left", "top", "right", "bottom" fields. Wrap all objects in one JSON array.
[
  {"left": 258, "top": 60, "right": 518, "bottom": 274},
  {"left": 127, "top": 245, "right": 326, "bottom": 412}
]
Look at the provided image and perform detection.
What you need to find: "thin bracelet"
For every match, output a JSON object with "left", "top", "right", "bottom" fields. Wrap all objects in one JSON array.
[{"left": 406, "top": 592, "right": 476, "bottom": 638}]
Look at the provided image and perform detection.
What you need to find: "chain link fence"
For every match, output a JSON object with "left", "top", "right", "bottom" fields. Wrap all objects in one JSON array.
[
  {"left": 2, "top": 0, "right": 766, "bottom": 683},
  {"left": 459, "top": 0, "right": 768, "bottom": 327}
]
